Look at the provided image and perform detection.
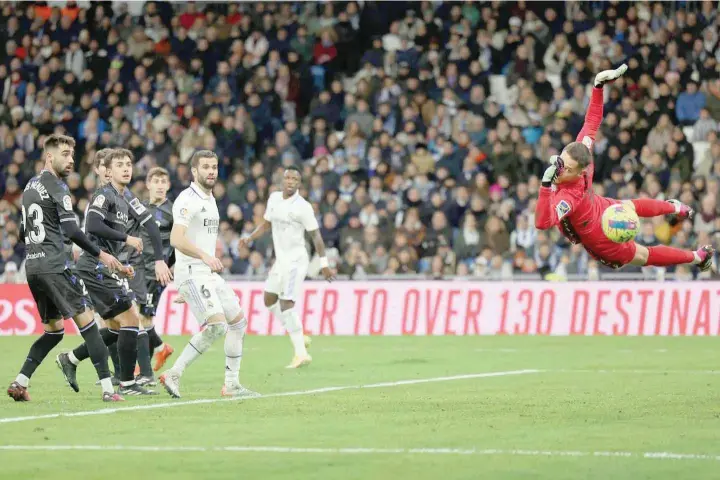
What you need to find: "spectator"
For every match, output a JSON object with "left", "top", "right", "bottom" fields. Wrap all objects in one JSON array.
[
  {"left": 646, "top": 113, "right": 674, "bottom": 153},
  {"left": 676, "top": 81, "right": 706, "bottom": 126},
  {"left": 0, "top": 261, "right": 20, "bottom": 283},
  {"left": 692, "top": 108, "right": 719, "bottom": 142}
]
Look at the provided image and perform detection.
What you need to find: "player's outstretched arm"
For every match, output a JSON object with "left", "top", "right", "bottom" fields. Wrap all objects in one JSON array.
[
  {"left": 594, "top": 64, "right": 627, "bottom": 89},
  {"left": 239, "top": 219, "right": 271, "bottom": 247},
  {"left": 576, "top": 64, "right": 627, "bottom": 148},
  {"left": 170, "top": 223, "right": 223, "bottom": 272}
]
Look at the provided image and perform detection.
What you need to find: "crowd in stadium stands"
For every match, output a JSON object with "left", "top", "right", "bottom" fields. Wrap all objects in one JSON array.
[{"left": 0, "top": 1, "right": 719, "bottom": 282}]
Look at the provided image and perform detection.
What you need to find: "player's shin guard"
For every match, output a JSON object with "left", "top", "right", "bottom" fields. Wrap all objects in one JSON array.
[
  {"left": 171, "top": 323, "right": 226, "bottom": 375},
  {"left": 137, "top": 330, "right": 153, "bottom": 378},
  {"left": 631, "top": 199, "right": 675, "bottom": 217},
  {"left": 280, "top": 307, "right": 307, "bottom": 356},
  {"left": 17, "top": 329, "right": 65, "bottom": 385},
  {"left": 646, "top": 245, "right": 695, "bottom": 266},
  {"left": 224, "top": 318, "right": 246, "bottom": 386},
  {"left": 117, "top": 327, "right": 139, "bottom": 384},
  {"left": 78, "top": 321, "right": 113, "bottom": 391}
]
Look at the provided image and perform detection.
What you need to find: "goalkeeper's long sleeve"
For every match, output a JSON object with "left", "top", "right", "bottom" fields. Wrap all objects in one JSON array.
[
  {"left": 576, "top": 87, "right": 604, "bottom": 147},
  {"left": 534, "top": 187, "right": 556, "bottom": 230}
]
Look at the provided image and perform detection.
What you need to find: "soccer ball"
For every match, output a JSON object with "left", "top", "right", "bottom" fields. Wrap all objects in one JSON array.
[{"left": 601, "top": 204, "right": 640, "bottom": 243}]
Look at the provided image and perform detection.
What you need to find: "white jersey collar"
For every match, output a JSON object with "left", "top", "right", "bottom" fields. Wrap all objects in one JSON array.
[
  {"left": 190, "top": 182, "right": 212, "bottom": 199},
  {"left": 282, "top": 190, "right": 300, "bottom": 202}
]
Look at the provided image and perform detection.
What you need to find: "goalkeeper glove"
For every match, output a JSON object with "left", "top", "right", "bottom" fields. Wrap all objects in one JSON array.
[
  {"left": 541, "top": 155, "right": 564, "bottom": 187},
  {"left": 594, "top": 63, "right": 628, "bottom": 88}
]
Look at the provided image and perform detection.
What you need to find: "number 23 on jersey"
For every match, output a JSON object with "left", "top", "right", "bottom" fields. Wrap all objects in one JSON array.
[{"left": 22, "top": 204, "right": 46, "bottom": 244}]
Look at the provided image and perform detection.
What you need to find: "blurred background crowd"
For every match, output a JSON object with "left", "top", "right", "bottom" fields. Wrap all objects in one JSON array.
[{"left": 0, "top": 0, "right": 719, "bottom": 283}]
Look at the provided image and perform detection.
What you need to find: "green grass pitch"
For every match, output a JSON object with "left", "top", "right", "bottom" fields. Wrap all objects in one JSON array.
[{"left": 0, "top": 335, "right": 719, "bottom": 479}]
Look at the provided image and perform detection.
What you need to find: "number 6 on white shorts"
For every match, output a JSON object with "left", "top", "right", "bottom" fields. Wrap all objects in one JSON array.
[{"left": 178, "top": 279, "right": 224, "bottom": 324}]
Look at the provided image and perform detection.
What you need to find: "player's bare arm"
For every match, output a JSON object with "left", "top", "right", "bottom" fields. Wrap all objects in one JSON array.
[
  {"left": 170, "top": 223, "right": 223, "bottom": 272},
  {"left": 239, "top": 218, "right": 271, "bottom": 247},
  {"left": 309, "top": 229, "right": 335, "bottom": 282}
]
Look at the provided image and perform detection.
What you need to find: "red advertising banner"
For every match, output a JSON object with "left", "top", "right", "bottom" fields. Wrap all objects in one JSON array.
[{"left": 2, "top": 282, "right": 720, "bottom": 336}]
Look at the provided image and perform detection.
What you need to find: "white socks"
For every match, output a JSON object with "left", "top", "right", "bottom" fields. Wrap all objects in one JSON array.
[
  {"left": 68, "top": 351, "right": 80, "bottom": 366},
  {"left": 15, "top": 374, "right": 29, "bottom": 388},
  {"left": 172, "top": 323, "right": 226, "bottom": 375},
  {"left": 270, "top": 301, "right": 308, "bottom": 357},
  {"left": 167, "top": 319, "right": 246, "bottom": 387},
  {"left": 224, "top": 319, "right": 247, "bottom": 386},
  {"left": 281, "top": 307, "right": 307, "bottom": 356},
  {"left": 99, "top": 377, "right": 114, "bottom": 394}
]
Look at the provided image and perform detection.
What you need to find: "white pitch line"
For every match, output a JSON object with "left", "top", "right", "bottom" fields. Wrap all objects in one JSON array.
[
  {"left": 0, "top": 369, "right": 538, "bottom": 425},
  {"left": 0, "top": 445, "right": 718, "bottom": 462},
  {"left": 555, "top": 369, "right": 720, "bottom": 375}
]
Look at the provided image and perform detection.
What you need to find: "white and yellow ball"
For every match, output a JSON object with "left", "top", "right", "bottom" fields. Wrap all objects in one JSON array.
[{"left": 601, "top": 203, "right": 640, "bottom": 243}]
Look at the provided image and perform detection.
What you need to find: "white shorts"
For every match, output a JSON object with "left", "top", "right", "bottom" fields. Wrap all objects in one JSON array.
[
  {"left": 264, "top": 259, "right": 308, "bottom": 302},
  {"left": 178, "top": 273, "right": 243, "bottom": 323}
]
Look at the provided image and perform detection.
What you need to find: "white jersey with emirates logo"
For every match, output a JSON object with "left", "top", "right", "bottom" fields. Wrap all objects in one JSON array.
[
  {"left": 264, "top": 190, "right": 319, "bottom": 265},
  {"left": 172, "top": 182, "right": 220, "bottom": 282}
]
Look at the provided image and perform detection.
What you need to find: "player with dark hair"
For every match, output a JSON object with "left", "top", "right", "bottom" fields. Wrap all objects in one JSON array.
[
  {"left": 240, "top": 164, "right": 334, "bottom": 368},
  {"left": 160, "top": 150, "right": 256, "bottom": 398},
  {"left": 7, "top": 134, "right": 125, "bottom": 402},
  {"left": 85, "top": 148, "right": 123, "bottom": 384},
  {"left": 535, "top": 65, "right": 715, "bottom": 271},
  {"left": 133, "top": 166, "right": 175, "bottom": 386},
  {"left": 56, "top": 149, "right": 172, "bottom": 396}
]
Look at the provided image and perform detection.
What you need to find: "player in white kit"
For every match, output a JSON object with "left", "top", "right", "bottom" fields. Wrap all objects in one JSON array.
[
  {"left": 240, "top": 165, "right": 335, "bottom": 368},
  {"left": 159, "top": 150, "right": 257, "bottom": 398}
]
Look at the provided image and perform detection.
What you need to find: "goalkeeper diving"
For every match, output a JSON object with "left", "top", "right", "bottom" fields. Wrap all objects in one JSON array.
[{"left": 534, "top": 64, "right": 714, "bottom": 272}]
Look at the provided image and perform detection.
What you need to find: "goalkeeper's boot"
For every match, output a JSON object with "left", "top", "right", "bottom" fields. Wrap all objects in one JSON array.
[
  {"left": 7, "top": 382, "right": 30, "bottom": 402},
  {"left": 221, "top": 383, "right": 261, "bottom": 398},
  {"left": 286, "top": 354, "right": 312, "bottom": 369},
  {"left": 159, "top": 370, "right": 182, "bottom": 398},
  {"left": 696, "top": 246, "right": 715, "bottom": 272},
  {"left": 667, "top": 199, "right": 694, "bottom": 220},
  {"left": 56, "top": 353, "right": 79, "bottom": 393}
]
